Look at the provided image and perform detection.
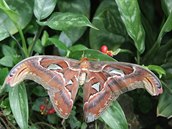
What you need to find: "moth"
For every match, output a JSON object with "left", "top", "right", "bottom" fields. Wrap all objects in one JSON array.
[{"left": 4, "top": 55, "right": 163, "bottom": 123}]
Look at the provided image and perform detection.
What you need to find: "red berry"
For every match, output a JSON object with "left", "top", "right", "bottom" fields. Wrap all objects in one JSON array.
[
  {"left": 39, "top": 104, "right": 46, "bottom": 111},
  {"left": 100, "top": 45, "right": 108, "bottom": 53},
  {"left": 47, "top": 108, "right": 55, "bottom": 114}
]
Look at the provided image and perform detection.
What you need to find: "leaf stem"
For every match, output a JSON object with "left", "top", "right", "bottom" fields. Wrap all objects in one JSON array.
[
  {"left": 28, "top": 26, "right": 44, "bottom": 56},
  {"left": 136, "top": 51, "right": 140, "bottom": 64},
  {"left": 16, "top": 25, "right": 28, "bottom": 58},
  {"left": 6, "top": 23, "right": 28, "bottom": 58}
]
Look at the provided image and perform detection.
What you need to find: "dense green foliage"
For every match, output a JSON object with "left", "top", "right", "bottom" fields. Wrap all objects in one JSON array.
[{"left": 0, "top": 0, "right": 172, "bottom": 129}]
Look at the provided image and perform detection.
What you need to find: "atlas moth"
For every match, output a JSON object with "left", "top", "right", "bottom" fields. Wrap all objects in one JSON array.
[{"left": 4, "top": 55, "right": 163, "bottom": 123}]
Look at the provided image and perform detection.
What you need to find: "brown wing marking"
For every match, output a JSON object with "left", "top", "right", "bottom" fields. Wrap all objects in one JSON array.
[
  {"left": 103, "top": 63, "right": 162, "bottom": 96},
  {"left": 5, "top": 56, "right": 80, "bottom": 119},
  {"left": 83, "top": 72, "right": 115, "bottom": 123},
  {"left": 84, "top": 62, "right": 162, "bottom": 123}
]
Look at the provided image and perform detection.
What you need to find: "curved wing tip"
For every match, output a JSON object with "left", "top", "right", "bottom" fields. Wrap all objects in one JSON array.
[
  {"left": 157, "top": 86, "right": 163, "bottom": 95},
  {"left": 4, "top": 76, "right": 12, "bottom": 86},
  {"left": 144, "top": 73, "right": 163, "bottom": 96},
  {"left": 154, "top": 79, "right": 163, "bottom": 96},
  {"left": 4, "top": 76, "right": 17, "bottom": 87}
]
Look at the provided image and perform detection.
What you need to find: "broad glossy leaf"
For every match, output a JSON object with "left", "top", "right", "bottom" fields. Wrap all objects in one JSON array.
[
  {"left": 90, "top": 0, "right": 127, "bottom": 50},
  {"left": 101, "top": 101, "right": 128, "bottom": 129},
  {"left": 37, "top": 12, "right": 97, "bottom": 31},
  {"left": 0, "top": 0, "right": 19, "bottom": 23},
  {"left": 157, "top": 63, "right": 172, "bottom": 118},
  {"left": 34, "top": 0, "right": 57, "bottom": 20},
  {"left": 0, "top": 0, "right": 33, "bottom": 41},
  {"left": 162, "top": 0, "right": 172, "bottom": 16},
  {"left": 58, "top": 0, "right": 90, "bottom": 44},
  {"left": 9, "top": 84, "right": 29, "bottom": 129},
  {"left": 58, "top": 0, "right": 90, "bottom": 14},
  {"left": 157, "top": 82, "right": 172, "bottom": 118},
  {"left": 115, "top": 0, "right": 145, "bottom": 53},
  {"left": 157, "top": 13, "right": 172, "bottom": 43}
]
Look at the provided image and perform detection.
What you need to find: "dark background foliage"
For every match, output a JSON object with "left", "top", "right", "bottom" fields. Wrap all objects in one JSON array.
[{"left": 0, "top": 0, "right": 172, "bottom": 129}]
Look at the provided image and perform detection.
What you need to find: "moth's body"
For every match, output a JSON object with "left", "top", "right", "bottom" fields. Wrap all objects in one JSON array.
[{"left": 5, "top": 55, "right": 163, "bottom": 123}]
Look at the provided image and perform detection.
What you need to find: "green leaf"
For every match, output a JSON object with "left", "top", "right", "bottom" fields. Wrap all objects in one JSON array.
[
  {"left": 27, "top": 38, "right": 43, "bottom": 54},
  {"left": 34, "top": 0, "right": 57, "bottom": 20},
  {"left": 157, "top": 13, "right": 172, "bottom": 44},
  {"left": 162, "top": 0, "right": 172, "bottom": 16},
  {"left": 147, "top": 65, "right": 166, "bottom": 78},
  {"left": 101, "top": 101, "right": 128, "bottom": 129},
  {"left": 47, "top": 114, "right": 59, "bottom": 124},
  {"left": 0, "top": 0, "right": 19, "bottom": 24},
  {"left": 69, "top": 49, "right": 116, "bottom": 61},
  {"left": 0, "top": 0, "right": 33, "bottom": 41},
  {"left": 3, "top": 108, "right": 11, "bottom": 116},
  {"left": 58, "top": 0, "right": 90, "bottom": 14},
  {"left": 41, "top": 30, "right": 49, "bottom": 46},
  {"left": 0, "top": 56, "right": 13, "bottom": 67},
  {"left": 58, "top": 0, "right": 91, "bottom": 44},
  {"left": 67, "top": 108, "right": 81, "bottom": 129},
  {"left": 157, "top": 82, "right": 172, "bottom": 118},
  {"left": 69, "top": 44, "right": 88, "bottom": 52},
  {"left": 34, "top": 40, "right": 43, "bottom": 54},
  {"left": 58, "top": 32, "right": 73, "bottom": 49},
  {"left": 90, "top": 0, "right": 127, "bottom": 50},
  {"left": 2, "top": 44, "right": 16, "bottom": 56},
  {"left": 0, "top": 68, "right": 8, "bottom": 85},
  {"left": 115, "top": 0, "right": 145, "bottom": 53},
  {"left": 37, "top": 12, "right": 98, "bottom": 31},
  {"left": 48, "top": 36, "right": 68, "bottom": 51},
  {"left": 149, "top": 39, "right": 172, "bottom": 65},
  {"left": 9, "top": 84, "right": 29, "bottom": 129},
  {"left": 81, "top": 122, "right": 87, "bottom": 129},
  {"left": 0, "top": 98, "right": 10, "bottom": 109},
  {"left": 32, "top": 86, "right": 48, "bottom": 97}
]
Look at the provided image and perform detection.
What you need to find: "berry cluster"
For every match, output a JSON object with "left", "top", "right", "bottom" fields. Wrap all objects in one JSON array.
[
  {"left": 100, "top": 45, "right": 113, "bottom": 57},
  {"left": 39, "top": 104, "right": 56, "bottom": 115}
]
